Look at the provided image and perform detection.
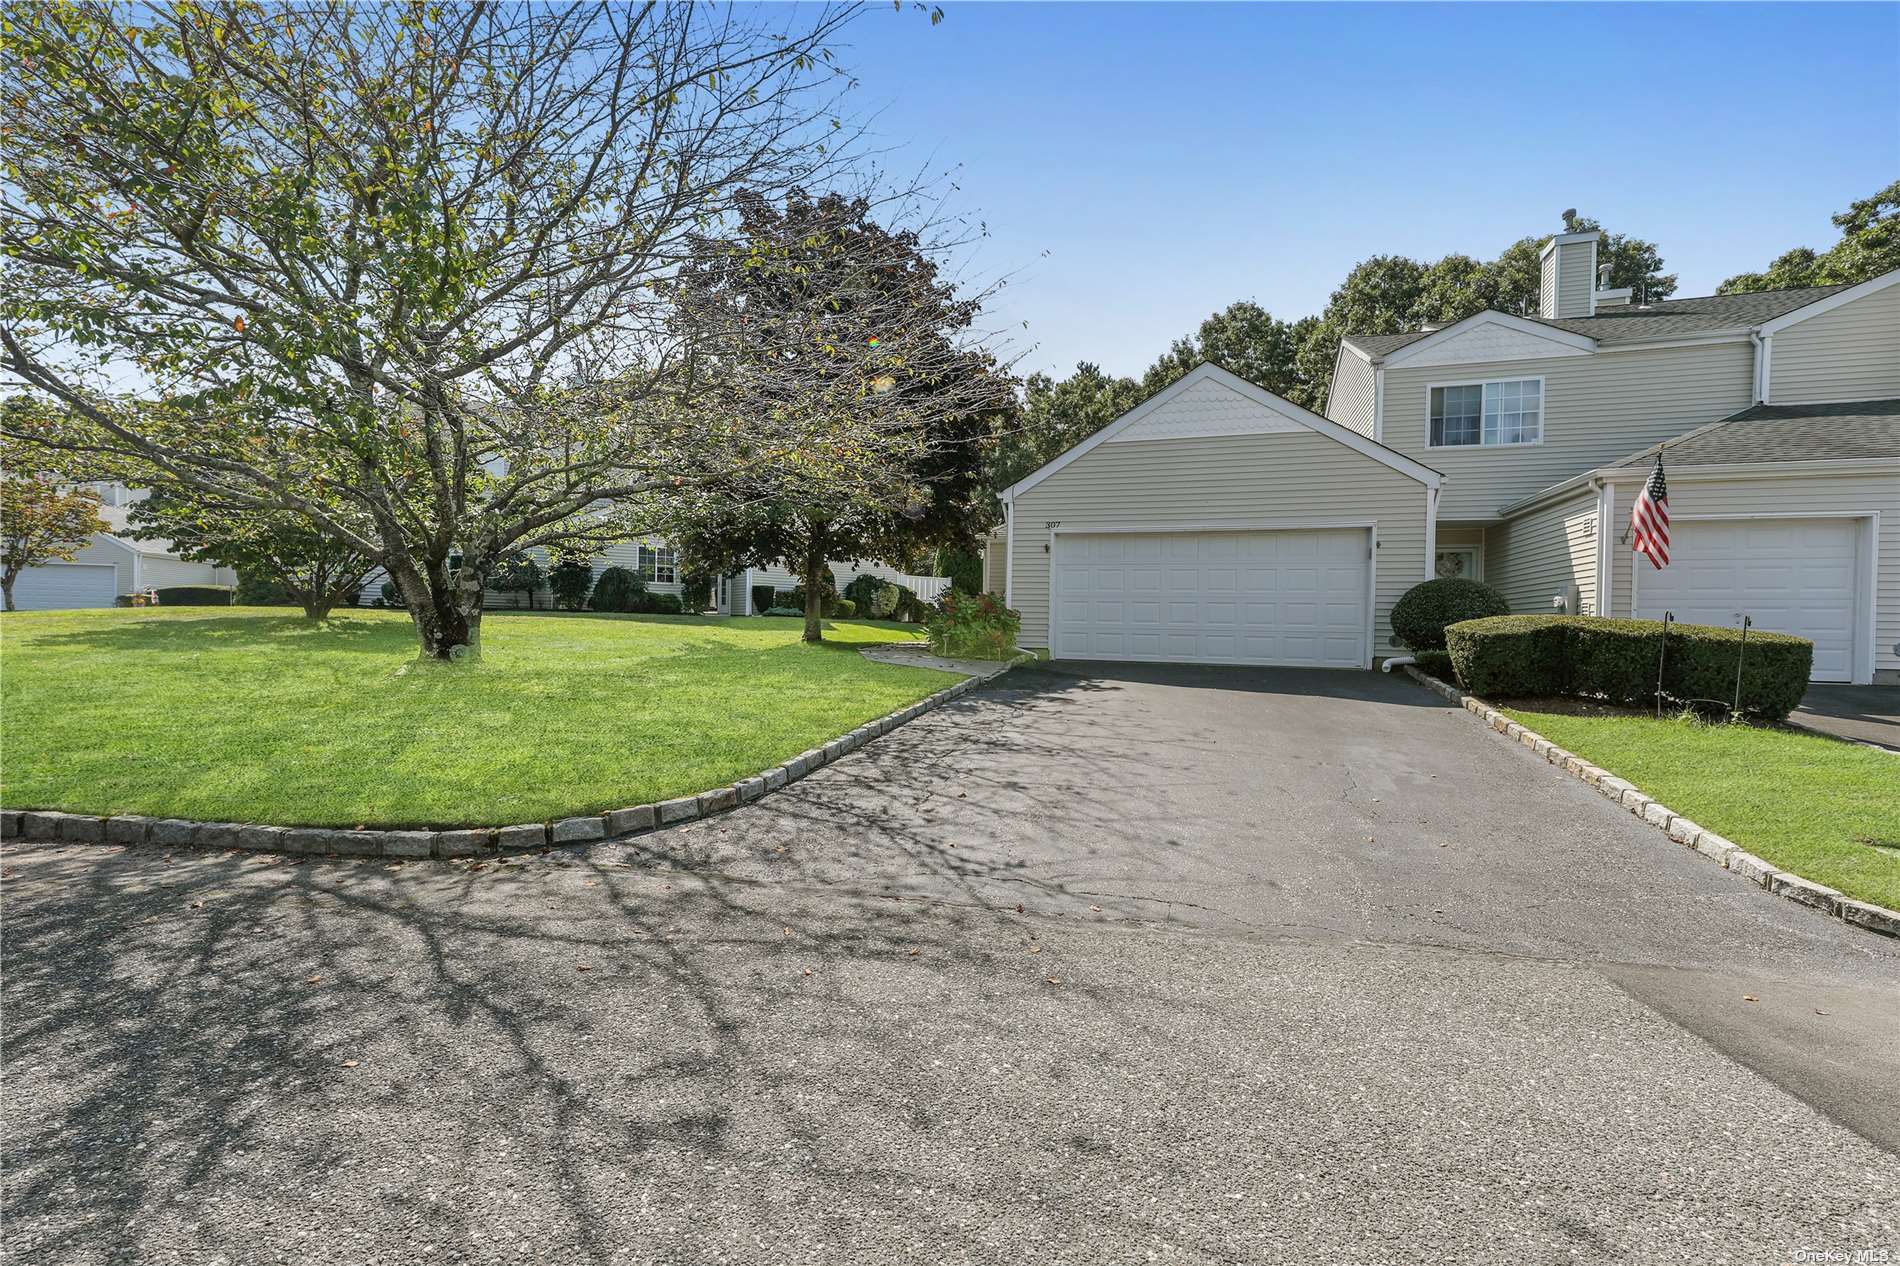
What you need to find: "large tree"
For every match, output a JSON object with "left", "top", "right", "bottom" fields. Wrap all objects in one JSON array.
[
  {"left": 0, "top": 449, "right": 108, "bottom": 612},
  {"left": 0, "top": 1, "right": 878, "bottom": 659},
  {"left": 987, "top": 362, "right": 1142, "bottom": 492},
  {"left": 1141, "top": 301, "right": 1316, "bottom": 400},
  {"left": 127, "top": 487, "right": 374, "bottom": 620},
  {"left": 663, "top": 189, "right": 1012, "bottom": 642},
  {"left": 1293, "top": 214, "right": 1675, "bottom": 411},
  {"left": 1720, "top": 180, "right": 1900, "bottom": 294}
]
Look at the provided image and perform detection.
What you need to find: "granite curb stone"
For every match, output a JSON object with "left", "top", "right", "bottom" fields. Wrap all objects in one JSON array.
[
  {"left": 1401, "top": 664, "right": 1899, "bottom": 941},
  {"left": 9, "top": 652, "right": 1025, "bottom": 863}
]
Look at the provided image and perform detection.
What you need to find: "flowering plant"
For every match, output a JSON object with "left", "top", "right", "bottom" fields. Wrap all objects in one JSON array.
[{"left": 924, "top": 590, "right": 1020, "bottom": 660}]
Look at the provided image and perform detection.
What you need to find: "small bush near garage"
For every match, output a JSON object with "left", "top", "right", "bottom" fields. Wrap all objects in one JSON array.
[
  {"left": 1411, "top": 649, "right": 1454, "bottom": 679},
  {"left": 1389, "top": 577, "right": 1509, "bottom": 651},
  {"left": 153, "top": 585, "right": 235, "bottom": 606},
  {"left": 1445, "top": 615, "right": 1812, "bottom": 720},
  {"left": 751, "top": 584, "right": 777, "bottom": 615},
  {"left": 924, "top": 591, "right": 1020, "bottom": 660}
]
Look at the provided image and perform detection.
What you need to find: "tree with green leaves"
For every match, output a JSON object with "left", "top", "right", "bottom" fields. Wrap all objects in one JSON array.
[
  {"left": 487, "top": 556, "right": 544, "bottom": 611},
  {"left": 662, "top": 189, "right": 1012, "bottom": 643},
  {"left": 988, "top": 362, "right": 1142, "bottom": 492},
  {"left": 547, "top": 559, "right": 596, "bottom": 612},
  {"left": 0, "top": 1, "right": 880, "bottom": 659},
  {"left": 0, "top": 454, "right": 108, "bottom": 612},
  {"left": 127, "top": 487, "right": 373, "bottom": 620},
  {"left": 1719, "top": 180, "right": 1900, "bottom": 294},
  {"left": 1141, "top": 301, "right": 1316, "bottom": 400}
]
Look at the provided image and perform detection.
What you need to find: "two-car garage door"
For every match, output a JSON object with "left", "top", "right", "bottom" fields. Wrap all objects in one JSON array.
[
  {"left": 1051, "top": 529, "right": 1370, "bottom": 668},
  {"left": 9, "top": 563, "right": 118, "bottom": 611}
]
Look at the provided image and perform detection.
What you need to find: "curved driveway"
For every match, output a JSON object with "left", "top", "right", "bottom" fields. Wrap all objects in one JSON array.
[{"left": 6, "top": 662, "right": 1897, "bottom": 1263}]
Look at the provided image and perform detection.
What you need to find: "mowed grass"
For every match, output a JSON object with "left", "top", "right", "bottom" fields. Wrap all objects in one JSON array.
[
  {"left": 1501, "top": 706, "right": 1900, "bottom": 910},
  {"left": 1, "top": 607, "right": 953, "bottom": 828}
]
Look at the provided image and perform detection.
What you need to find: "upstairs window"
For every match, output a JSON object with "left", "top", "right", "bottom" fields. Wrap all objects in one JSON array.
[{"left": 1430, "top": 379, "right": 1542, "bottom": 447}]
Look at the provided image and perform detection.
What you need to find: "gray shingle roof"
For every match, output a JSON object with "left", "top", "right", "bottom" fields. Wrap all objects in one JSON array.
[
  {"left": 1612, "top": 399, "right": 1900, "bottom": 468},
  {"left": 1341, "top": 283, "right": 1853, "bottom": 359}
]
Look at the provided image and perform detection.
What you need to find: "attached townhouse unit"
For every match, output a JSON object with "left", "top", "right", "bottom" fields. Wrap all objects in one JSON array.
[
  {"left": 987, "top": 237, "right": 1899, "bottom": 684},
  {"left": 7, "top": 482, "right": 235, "bottom": 610}
]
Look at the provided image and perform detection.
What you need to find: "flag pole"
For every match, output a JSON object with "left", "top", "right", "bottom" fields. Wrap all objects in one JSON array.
[{"left": 1656, "top": 611, "right": 1671, "bottom": 718}]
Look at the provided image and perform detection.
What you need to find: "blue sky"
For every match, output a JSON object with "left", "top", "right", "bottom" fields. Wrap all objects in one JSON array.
[{"left": 836, "top": 2, "right": 1900, "bottom": 378}]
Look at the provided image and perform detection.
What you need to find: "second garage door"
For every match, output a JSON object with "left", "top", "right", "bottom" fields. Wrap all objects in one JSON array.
[
  {"left": 1051, "top": 529, "right": 1371, "bottom": 667},
  {"left": 1634, "top": 517, "right": 1861, "bottom": 682}
]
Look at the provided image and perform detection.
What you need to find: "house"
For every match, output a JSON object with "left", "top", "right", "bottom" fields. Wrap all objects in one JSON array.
[
  {"left": 987, "top": 235, "right": 1899, "bottom": 683},
  {"left": 7, "top": 482, "right": 235, "bottom": 610},
  {"left": 358, "top": 541, "right": 946, "bottom": 613}
]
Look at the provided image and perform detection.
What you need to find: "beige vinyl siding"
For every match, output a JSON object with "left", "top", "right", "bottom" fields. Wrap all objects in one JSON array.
[
  {"left": 1556, "top": 241, "right": 1594, "bottom": 318},
  {"left": 1385, "top": 340, "right": 1754, "bottom": 519},
  {"left": 1539, "top": 254, "right": 1558, "bottom": 321},
  {"left": 984, "top": 535, "right": 1007, "bottom": 596},
  {"left": 1600, "top": 468, "right": 1900, "bottom": 677},
  {"left": 1770, "top": 282, "right": 1900, "bottom": 404},
  {"left": 1327, "top": 350, "right": 1376, "bottom": 437},
  {"left": 1485, "top": 488, "right": 1598, "bottom": 615},
  {"left": 138, "top": 554, "right": 232, "bottom": 590},
  {"left": 63, "top": 536, "right": 137, "bottom": 596},
  {"left": 1010, "top": 429, "right": 1428, "bottom": 656}
]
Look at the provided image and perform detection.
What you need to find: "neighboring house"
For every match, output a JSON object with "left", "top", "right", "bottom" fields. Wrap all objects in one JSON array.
[
  {"left": 358, "top": 542, "right": 946, "bottom": 613},
  {"left": 7, "top": 482, "right": 235, "bottom": 611},
  {"left": 987, "top": 235, "right": 1898, "bottom": 683}
]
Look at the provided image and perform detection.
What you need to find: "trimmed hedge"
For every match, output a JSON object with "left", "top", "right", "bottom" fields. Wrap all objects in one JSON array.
[
  {"left": 751, "top": 585, "right": 776, "bottom": 616},
  {"left": 1444, "top": 615, "right": 1812, "bottom": 720},
  {"left": 1390, "top": 577, "right": 1509, "bottom": 651},
  {"left": 154, "top": 585, "right": 235, "bottom": 606}
]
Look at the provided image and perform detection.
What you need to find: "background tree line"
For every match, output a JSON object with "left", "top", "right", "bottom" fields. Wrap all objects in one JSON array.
[{"left": 992, "top": 184, "right": 1897, "bottom": 492}]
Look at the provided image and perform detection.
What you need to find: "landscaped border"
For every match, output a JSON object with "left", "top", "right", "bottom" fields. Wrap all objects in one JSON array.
[
  {"left": 1402, "top": 665, "right": 1900, "bottom": 941},
  {"left": 0, "top": 655, "right": 1026, "bottom": 861}
]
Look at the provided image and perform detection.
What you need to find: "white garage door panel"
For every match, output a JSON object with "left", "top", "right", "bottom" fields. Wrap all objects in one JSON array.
[
  {"left": 1053, "top": 529, "right": 1369, "bottom": 668},
  {"left": 10, "top": 563, "right": 118, "bottom": 611},
  {"left": 1634, "top": 518, "right": 1859, "bottom": 682}
]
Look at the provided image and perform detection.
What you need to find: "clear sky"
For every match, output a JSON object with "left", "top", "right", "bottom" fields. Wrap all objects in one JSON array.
[{"left": 834, "top": 1, "right": 1900, "bottom": 379}]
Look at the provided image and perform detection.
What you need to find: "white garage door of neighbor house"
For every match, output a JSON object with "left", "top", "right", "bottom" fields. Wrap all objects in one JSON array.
[
  {"left": 1052, "top": 529, "right": 1370, "bottom": 668},
  {"left": 10, "top": 563, "right": 118, "bottom": 611},
  {"left": 1634, "top": 517, "right": 1860, "bottom": 682}
]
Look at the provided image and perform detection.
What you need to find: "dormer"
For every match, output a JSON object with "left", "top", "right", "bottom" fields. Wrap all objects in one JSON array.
[{"left": 1538, "top": 229, "right": 1600, "bottom": 318}]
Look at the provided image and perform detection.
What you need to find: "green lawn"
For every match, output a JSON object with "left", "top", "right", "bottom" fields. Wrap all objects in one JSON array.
[
  {"left": 1, "top": 607, "right": 953, "bottom": 828},
  {"left": 1501, "top": 706, "right": 1900, "bottom": 910}
]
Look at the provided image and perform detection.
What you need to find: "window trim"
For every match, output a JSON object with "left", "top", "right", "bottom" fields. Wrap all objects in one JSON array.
[
  {"left": 638, "top": 544, "right": 678, "bottom": 585},
  {"left": 1423, "top": 376, "right": 1546, "bottom": 450}
]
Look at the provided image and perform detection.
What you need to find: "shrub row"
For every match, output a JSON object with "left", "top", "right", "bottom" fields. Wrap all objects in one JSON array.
[
  {"left": 1444, "top": 615, "right": 1812, "bottom": 720},
  {"left": 152, "top": 585, "right": 235, "bottom": 606},
  {"left": 589, "top": 567, "right": 682, "bottom": 614}
]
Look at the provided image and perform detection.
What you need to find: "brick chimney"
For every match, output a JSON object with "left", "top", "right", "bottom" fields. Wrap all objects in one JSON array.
[{"left": 1539, "top": 228, "right": 1601, "bottom": 319}]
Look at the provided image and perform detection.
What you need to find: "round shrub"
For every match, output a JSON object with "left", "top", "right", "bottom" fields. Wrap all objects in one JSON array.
[
  {"left": 589, "top": 566, "right": 643, "bottom": 613},
  {"left": 1389, "top": 577, "right": 1509, "bottom": 651}
]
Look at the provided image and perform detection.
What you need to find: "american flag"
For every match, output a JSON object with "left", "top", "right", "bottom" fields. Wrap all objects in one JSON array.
[{"left": 1631, "top": 455, "right": 1669, "bottom": 569}]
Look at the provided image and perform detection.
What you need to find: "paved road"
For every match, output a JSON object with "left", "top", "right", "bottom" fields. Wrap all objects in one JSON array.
[{"left": 6, "top": 663, "right": 1898, "bottom": 1264}]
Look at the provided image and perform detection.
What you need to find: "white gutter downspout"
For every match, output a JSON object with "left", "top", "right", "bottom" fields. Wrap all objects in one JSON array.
[
  {"left": 1002, "top": 492, "right": 1015, "bottom": 610},
  {"left": 1750, "top": 331, "right": 1767, "bottom": 403}
]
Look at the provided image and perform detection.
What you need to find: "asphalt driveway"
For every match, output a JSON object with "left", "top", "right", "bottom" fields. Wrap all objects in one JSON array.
[{"left": 6, "top": 662, "right": 1898, "bottom": 1263}]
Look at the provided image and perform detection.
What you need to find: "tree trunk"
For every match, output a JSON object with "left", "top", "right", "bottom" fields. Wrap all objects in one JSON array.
[
  {"left": 800, "top": 538, "right": 827, "bottom": 644},
  {"left": 390, "top": 558, "right": 485, "bottom": 660},
  {"left": 301, "top": 598, "right": 335, "bottom": 620},
  {"left": 2, "top": 567, "right": 16, "bottom": 612}
]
